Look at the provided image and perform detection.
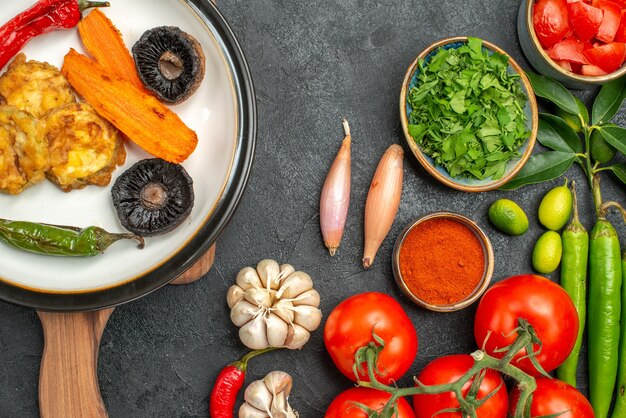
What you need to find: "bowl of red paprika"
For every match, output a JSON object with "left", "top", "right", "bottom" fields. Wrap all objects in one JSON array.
[{"left": 392, "top": 212, "right": 494, "bottom": 312}]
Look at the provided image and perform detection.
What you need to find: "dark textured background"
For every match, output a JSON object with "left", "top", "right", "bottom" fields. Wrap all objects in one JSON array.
[{"left": 1, "top": 0, "right": 625, "bottom": 417}]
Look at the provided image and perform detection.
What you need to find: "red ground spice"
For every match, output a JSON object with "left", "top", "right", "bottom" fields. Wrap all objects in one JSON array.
[{"left": 399, "top": 218, "right": 485, "bottom": 306}]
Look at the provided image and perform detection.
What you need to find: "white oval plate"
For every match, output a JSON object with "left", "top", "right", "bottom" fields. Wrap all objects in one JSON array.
[{"left": 0, "top": 0, "right": 256, "bottom": 309}]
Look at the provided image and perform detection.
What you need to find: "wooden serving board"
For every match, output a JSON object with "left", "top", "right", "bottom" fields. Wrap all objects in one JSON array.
[{"left": 37, "top": 243, "right": 216, "bottom": 418}]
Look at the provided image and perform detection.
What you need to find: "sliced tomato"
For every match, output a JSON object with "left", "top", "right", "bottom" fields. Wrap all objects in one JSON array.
[
  {"left": 556, "top": 59, "right": 574, "bottom": 70},
  {"left": 609, "top": 0, "right": 626, "bottom": 5},
  {"left": 615, "top": 10, "right": 626, "bottom": 41},
  {"left": 549, "top": 37, "right": 590, "bottom": 63},
  {"left": 568, "top": 1, "right": 604, "bottom": 41},
  {"left": 534, "top": 0, "right": 572, "bottom": 48},
  {"left": 594, "top": 0, "right": 622, "bottom": 42},
  {"left": 584, "top": 42, "right": 626, "bottom": 71},
  {"left": 581, "top": 63, "right": 611, "bottom": 74}
]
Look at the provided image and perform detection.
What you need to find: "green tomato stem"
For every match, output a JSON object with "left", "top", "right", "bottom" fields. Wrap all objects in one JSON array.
[{"left": 357, "top": 325, "right": 537, "bottom": 418}]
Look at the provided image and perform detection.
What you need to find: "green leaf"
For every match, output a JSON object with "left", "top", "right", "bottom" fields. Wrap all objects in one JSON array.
[
  {"left": 525, "top": 71, "right": 579, "bottom": 115},
  {"left": 500, "top": 151, "right": 576, "bottom": 190},
  {"left": 610, "top": 163, "right": 626, "bottom": 185},
  {"left": 599, "top": 126, "right": 626, "bottom": 155},
  {"left": 592, "top": 76, "right": 626, "bottom": 125},
  {"left": 537, "top": 113, "right": 583, "bottom": 153}
]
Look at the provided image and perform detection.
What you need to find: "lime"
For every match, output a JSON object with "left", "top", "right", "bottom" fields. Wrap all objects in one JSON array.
[
  {"left": 538, "top": 181, "right": 572, "bottom": 231},
  {"left": 488, "top": 199, "right": 529, "bottom": 236},
  {"left": 590, "top": 129, "right": 617, "bottom": 164},
  {"left": 555, "top": 97, "right": 587, "bottom": 134},
  {"left": 532, "top": 231, "right": 562, "bottom": 274}
]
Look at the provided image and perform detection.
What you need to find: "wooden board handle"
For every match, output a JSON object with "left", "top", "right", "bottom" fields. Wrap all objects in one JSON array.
[
  {"left": 171, "top": 243, "right": 216, "bottom": 285},
  {"left": 38, "top": 309, "right": 113, "bottom": 418}
]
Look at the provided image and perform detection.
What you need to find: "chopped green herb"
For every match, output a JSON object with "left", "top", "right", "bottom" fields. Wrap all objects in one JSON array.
[{"left": 407, "top": 38, "right": 529, "bottom": 180}]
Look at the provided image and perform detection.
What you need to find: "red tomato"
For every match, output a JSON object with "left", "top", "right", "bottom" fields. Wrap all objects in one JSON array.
[
  {"left": 324, "top": 292, "right": 418, "bottom": 384},
  {"left": 549, "top": 37, "right": 590, "bottom": 63},
  {"left": 584, "top": 42, "right": 626, "bottom": 72},
  {"left": 509, "top": 378, "right": 594, "bottom": 418},
  {"left": 568, "top": 1, "right": 604, "bottom": 42},
  {"left": 413, "top": 355, "right": 508, "bottom": 418},
  {"left": 595, "top": 0, "right": 622, "bottom": 43},
  {"left": 615, "top": 10, "right": 626, "bottom": 41},
  {"left": 581, "top": 63, "right": 610, "bottom": 74},
  {"left": 325, "top": 388, "right": 416, "bottom": 418},
  {"left": 473, "top": 274, "right": 578, "bottom": 376},
  {"left": 533, "top": 0, "right": 571, "bottom": 48}
]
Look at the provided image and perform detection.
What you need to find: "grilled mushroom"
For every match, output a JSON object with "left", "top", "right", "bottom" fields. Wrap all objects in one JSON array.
[
  {"left": 132, "top": 26, "right": 206, "bottom": 104},
  {"left": 111, "top": 159, "right": 194, "bottom": 236}
]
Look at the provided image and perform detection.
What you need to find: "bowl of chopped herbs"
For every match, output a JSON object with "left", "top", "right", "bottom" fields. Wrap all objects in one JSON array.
[{"left": 400, "top": 37, "right": 538, "bottom": 192}]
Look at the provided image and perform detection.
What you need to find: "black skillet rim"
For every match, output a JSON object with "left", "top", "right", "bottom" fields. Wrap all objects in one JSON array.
[{"left": 0, "top": 0, "right": 257, "bottom": 311}]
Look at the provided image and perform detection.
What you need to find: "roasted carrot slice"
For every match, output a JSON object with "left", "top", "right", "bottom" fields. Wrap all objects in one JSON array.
[
  {"left": 62, "top": 49, "right": 197, "bottom": 163},
  {"left": 78, "top": 9, "right": 146, "bottom": 91}
]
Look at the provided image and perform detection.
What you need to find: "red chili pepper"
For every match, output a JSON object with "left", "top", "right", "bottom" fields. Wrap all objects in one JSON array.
[
  {"left": 0, "top": 0, "right": 109, "bottom": 70},
  {"left": 209, "top": 348, "right": 276, "bottom": 418}
]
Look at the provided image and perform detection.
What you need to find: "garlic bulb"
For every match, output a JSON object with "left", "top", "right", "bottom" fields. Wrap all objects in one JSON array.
[
  {"left": 239, "top": 371, "right": 299, "bottom": 418},
  {"left": 228, "top": 260, "right": 322, "bottom": 350}
]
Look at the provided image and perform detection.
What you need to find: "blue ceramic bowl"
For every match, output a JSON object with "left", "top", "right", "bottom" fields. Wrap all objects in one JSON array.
[
  {"left": 518, "top": 0, "right": 626, "bottom": 88},
  {"left": 399, "top": 37, "right": 538, "bottom": 192}
]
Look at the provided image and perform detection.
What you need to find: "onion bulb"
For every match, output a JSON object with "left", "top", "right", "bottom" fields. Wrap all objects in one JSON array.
[
  {"left": 362, "top": 144, "right": 404, "bottom": 269},
  {"left": 319, "top": 119, "right": 351, "bottom": 256}
]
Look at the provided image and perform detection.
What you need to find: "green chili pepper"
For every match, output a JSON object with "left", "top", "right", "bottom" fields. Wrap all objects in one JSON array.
[
  {"left": 556, "top": 182, "right": 588, "bottom": 388},
  {"left": 0, "top": 218, "right": 144, "bottom": 257},
  {"left": 588, "top": 216, "right": 622, "bottom": 418},
  {"left": 612, "top": 250, "right": 626, "bottom": 418}
]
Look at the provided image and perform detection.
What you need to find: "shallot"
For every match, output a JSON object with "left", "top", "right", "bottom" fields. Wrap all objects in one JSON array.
[
  {"left": 319, "top": 119, "right": 352, "bottom": 256},
  {"left": 362, "top": 144, "right": 404, "bottom": 269}
]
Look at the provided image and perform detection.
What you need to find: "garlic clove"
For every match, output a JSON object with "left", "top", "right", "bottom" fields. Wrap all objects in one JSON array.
[
  {"left": 290, "top": 289, "right": 320, "bottom": 307},
  {"left": 244, "top": 287, "right": 272, "bottom": 308},
  {"left": 285, "top": 403, "right": 298, "bottom": 418},
  {"left": 237, "top": 267, "right": 263, "bottom": 290},
  {"left": 270, "top": 391, "right": 289, "bottom": 417},
  {"left": 263, "top": 371, "right": 293, "bottom": 398},
  {"left": 273, "top": 299, "right": 296, "bottom": 324},
  {"left": 230, "top": 300, "right": 261, "bottom": 327},
  {"left": 278, "top": 264, "right": 296, "bottom": 283},
  {"left": 239, "top": 314, "right": 270, "bottom": 350},
  {"left": 239, "top": 403, "right": 269, "bottom": 418},
  {"left": 265, "top": 313, "right": 289, "bottom": 347},
  {"left": 227, "top": 285, "right": 245, "bottom": 309},
  {"left": 292, "top": 305, "right": 322, "bottom": 332},
  {"left": 276, "top": 272, "right": 313, "bottom": 299},
  {"left": 244, "top": 380, "right": 274, "bottom": 414},
  {"left": 257, "top": 259, "right": 282, "bottom": 290},
  {"left": 283, "top": 324, "right": 311, "bottom": 349}
]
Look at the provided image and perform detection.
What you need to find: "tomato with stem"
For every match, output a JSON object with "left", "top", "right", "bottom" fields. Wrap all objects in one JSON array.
[
  {"left": 474, "top": 274, "right": 579, "bottom": 376},
  {"left": 509, "top": 377, "right": 594, "bottom": 418},
  {"left": 413, "top": 355, "right": 508, "bottom": 418},
  {"left": 324, "top": 292, "right": 418, "bottom": 384},
  {"left": 326, "top": 387, "right": 415, "bottom": 418}
]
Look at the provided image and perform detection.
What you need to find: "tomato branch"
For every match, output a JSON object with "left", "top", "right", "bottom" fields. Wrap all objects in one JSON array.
[{"left": 355, "top": 319, "right": 540, "bottom": 418}]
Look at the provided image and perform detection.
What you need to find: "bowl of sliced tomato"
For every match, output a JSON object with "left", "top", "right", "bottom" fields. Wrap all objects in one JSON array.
[{"left": 518, "top": 0, "right": 626, "bottom": 87}]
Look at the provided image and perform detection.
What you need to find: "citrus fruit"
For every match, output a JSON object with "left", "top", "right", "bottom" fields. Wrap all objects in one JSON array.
[
  {"left": 590, "top": 129, "right": 616, "bottom": 164},
  {"left": 538, "top": 181, "right": 572, "bottom": 231},
  {"left": 488, "top": 199, "right": 529, "bottom": 236},
  {"left": 532, "top": 231, "right": 563, "bottom": 274}
]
